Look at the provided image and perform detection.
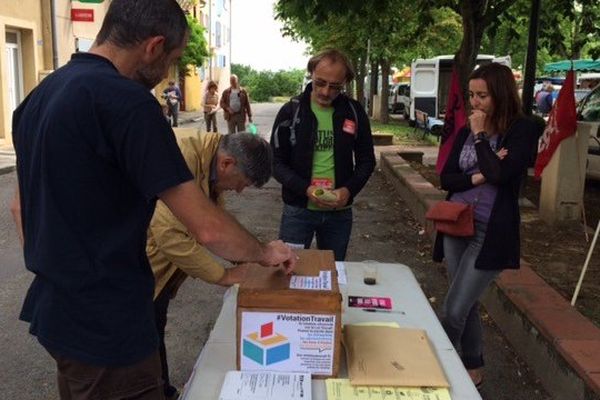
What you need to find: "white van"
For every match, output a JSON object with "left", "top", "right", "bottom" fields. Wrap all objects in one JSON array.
[
  {"left": 388, "top": 83, "right": 410, "bottom": 118},
  {"left": 409, "top": 55, "right": 511, "bottom": 126}
]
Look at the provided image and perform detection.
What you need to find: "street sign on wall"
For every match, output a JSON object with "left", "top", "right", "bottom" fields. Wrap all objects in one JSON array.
[
  {"left": 70, "top": 0, "right": 109, "bottom": 39},
  {"left": 71, "top": 9, "right": 94, "bottom": 22}
]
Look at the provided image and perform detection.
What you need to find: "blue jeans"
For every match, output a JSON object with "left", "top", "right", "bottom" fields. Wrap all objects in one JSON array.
[
  {"left": 278, "top": 204, "right": 353, "bottom": 261},
  {"left": 442, "top": 221, "right": 500, "bottom": 369}
]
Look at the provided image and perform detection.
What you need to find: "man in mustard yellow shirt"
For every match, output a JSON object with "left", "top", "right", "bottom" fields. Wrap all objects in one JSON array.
[{"left": 147, "top": 131, "right": 272, "bottom": 399}]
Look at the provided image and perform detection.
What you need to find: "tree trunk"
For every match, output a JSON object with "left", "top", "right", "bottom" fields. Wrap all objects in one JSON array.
[
  {"left": 379, "top": 58, "right": 391, "bottom": 124},
  {"left": 348, "top": 55, "right": 358, "bottom": 98},
  {"left": 456, "top": 0, "right": 488, "bottom": 106},
  {"left": 369, "top": 59, "right": 379, "bottom": 117}
]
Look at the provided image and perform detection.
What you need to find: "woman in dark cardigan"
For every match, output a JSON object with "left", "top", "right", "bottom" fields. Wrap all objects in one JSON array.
[{"left": 433, "top": 63, "right": 537, "bottom": 388}]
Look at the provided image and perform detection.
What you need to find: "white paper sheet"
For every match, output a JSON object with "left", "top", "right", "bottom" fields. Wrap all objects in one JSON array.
[
  {"left": 218, "top": 370, "right": 312, "bottom": 400},
  {"left": 334, "top": 262, "right": 347, "bottom": 285},
  {"left": 289, "top": 271, "right": 332, "bottom": 290}
]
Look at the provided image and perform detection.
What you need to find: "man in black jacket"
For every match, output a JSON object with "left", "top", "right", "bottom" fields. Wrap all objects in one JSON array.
[{"left": 270, "top": 49, "right": 375, "bottom": 260}]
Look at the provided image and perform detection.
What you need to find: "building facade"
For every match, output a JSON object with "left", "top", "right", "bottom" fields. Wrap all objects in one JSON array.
[
  {"left": 171, "top": 0, "right": 231, "bottom": 112},
  {"left": 0, "top": 0, "right": 49, "bottom": 147},
  {"left": 0, "top": 0, "right": 226, "bottom": 146},
  {"left": 0, "top": 0, "right": 109, "bottom": 147}
]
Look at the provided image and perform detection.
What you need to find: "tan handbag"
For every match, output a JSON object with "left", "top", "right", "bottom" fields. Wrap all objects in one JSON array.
[{"left": 425, "top": 201, "right": 474, "bottom": 237}]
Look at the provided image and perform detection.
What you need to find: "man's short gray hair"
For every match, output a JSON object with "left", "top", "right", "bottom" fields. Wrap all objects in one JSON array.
[{"left": 219, "top": 132, "right": 272, "bottom": 187}]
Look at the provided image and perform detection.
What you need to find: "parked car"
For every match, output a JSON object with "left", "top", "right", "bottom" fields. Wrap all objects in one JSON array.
[
  {"left": 577, "top": 84, "right": 600, "bottom": 179},
  {"left": 575, "top": 88, "right": 592, "bottom": 104},
  {"left": 388, "top": 83, "right": 410, "bottom": 118}
]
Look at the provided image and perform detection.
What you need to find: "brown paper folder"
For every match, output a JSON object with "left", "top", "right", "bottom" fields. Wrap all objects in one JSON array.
[{"left": 343, "top": 325, "right": 450, "bottom": 387}]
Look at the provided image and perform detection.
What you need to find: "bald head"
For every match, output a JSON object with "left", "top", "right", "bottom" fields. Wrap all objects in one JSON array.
[{"left": 230, "top": 74, "right": 239, "bottom": 88}]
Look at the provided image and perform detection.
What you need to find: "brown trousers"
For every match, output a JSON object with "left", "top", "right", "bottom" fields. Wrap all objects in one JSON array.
[
  {"left": 226, "top": 112, "right": 245, "bottom": 134},
  {"left": 49, "top": 350, "right": 164, "bottom": 400}
]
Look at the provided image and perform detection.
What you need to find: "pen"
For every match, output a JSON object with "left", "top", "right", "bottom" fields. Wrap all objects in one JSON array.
[{"left": 362, "top": 308, "right": 405, "bottom": 315}]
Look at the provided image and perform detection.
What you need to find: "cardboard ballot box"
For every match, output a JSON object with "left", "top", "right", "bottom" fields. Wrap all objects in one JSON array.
[{"left": 236, "top": 250, "right": 342, "bottom": 379}]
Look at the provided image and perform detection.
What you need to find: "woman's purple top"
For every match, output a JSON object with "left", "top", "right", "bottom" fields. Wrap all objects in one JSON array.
[{"left": 449, "top": 133, "right": 499, "bottom": 223}]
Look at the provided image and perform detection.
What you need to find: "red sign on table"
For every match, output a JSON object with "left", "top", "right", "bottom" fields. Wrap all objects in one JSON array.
[{"left": 71, "top": 8, "right": 94, "bottom": 22}]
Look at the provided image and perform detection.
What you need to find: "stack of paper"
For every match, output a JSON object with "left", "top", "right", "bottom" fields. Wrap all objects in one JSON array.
[{"left": 218, "top": 370, "right": 311, "bottom": 400}]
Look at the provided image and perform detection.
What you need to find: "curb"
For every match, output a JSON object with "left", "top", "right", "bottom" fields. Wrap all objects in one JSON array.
[
  {"left": 0, "top": 165, "right": 15, "bottom": 176},
  {"left": 380, "top": 151, "right": 600, "bottom": 400}
]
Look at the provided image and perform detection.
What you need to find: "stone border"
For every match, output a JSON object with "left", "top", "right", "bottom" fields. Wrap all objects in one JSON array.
[
  {"left": 380, "top": 151, "right": 600, "bottom": 400},
  {"left": 0, "top": 165, "right": 15, "bottom": 176}
]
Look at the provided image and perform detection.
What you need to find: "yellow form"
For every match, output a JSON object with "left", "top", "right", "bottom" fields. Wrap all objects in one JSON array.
[{"left": 325, "top": 379, "right": 451, "bottom": 400}]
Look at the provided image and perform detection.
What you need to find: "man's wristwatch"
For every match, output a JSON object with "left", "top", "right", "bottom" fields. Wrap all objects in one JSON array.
[{"left": 475, "top": 131, "right": 488, "bottom": 143}]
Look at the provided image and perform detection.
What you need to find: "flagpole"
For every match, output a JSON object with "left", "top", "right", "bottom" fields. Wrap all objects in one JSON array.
[{"left": 571, "top": 218, "right": 600, "bottom": 306}]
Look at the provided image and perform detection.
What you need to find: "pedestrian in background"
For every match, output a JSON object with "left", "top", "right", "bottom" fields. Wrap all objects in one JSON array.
[
  {"left": 10, "top": 0, "right": 296, "bottom": 398},
  {"left": 432, "top": 62, "right": 537, "bottom": 388},
  {"left": 535, "top": 84, "right": 554, "bottom": 116},
  {"left": 270, "top": 48, "right": 376, "bottom": 261},
  {"left": 148, "top": 131, "right": 272, "bottom": 399},
  {"left": 220, "top": 74, "right": 252, "bottom": 134},
  {"left": 203, "top": 80, "right": 219, "bottom": 132},
  {"left": 163, "top": 80, "right": 182, "bottom": 127}
]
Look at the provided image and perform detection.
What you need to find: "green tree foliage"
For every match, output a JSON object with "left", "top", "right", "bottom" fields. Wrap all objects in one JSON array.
[
  {"left": 179, "top": 15, "right": 209, "bottom": 76},
  {"left": 232, "top": 64, "right": 305, "bottom": 102},
  {"left": 480, "top": 0, "right": 600, "bottom": 74},
  {"left": 275, "top": 0, "right": 463, "bottom": 122},
  {"left": 537, "top": 0, "right": 600, "bottom": 60}
]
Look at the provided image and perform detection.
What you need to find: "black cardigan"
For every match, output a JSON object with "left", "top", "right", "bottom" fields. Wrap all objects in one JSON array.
[{"left": 433, "top": 117, "right": 538, "bottom": 270}]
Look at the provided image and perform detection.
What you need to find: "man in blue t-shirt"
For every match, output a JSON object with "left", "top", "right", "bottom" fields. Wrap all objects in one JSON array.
[{"left": 10, "top": 1, "right": 296, "bottom": 399}]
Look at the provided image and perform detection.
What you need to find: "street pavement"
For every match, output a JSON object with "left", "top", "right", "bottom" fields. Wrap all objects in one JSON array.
[{"left": 0, "top": 103, "right": 549, "bottom": 399}]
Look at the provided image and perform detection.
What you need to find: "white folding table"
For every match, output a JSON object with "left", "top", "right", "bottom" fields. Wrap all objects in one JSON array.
[{"left": 180, "top": 262, "right": 481, "bottom": 399}]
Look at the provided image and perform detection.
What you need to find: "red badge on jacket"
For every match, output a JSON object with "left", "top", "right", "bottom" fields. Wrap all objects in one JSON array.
[{"left": 343, "top": 119, "right": 356, "bottom": 135}]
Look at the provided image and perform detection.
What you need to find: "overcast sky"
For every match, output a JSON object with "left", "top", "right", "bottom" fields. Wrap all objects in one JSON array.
[{"left": 231, "top": 0, "right": 308, "bottom": 72}]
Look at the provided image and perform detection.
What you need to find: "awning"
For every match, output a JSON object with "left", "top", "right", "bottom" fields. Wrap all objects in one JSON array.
[
  {"left": 392, "top": 67, "right": 410, "bottom": 83},
  {"left": 544, "top": 59, "right": 600, "bottom": 73}
]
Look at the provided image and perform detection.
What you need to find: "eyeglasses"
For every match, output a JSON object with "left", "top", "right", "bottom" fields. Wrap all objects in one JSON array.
[{"left": 313, "top": 78, "right": 345, "bottom": 92}]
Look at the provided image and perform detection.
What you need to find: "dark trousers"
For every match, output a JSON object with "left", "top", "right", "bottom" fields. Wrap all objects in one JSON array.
[
  {"left": 278, "top": 204, "right": 353, "bottom": 261},
  {"left": 48, "top": 350, "right": 164, "bottom": 400},
  {"left": 154, "top": 288, "right": 177, "bottom": 398},
  {"left": 167, "top": 103, "right": 179, "bottom": 127},
  {"left": 204, "top": 112, "right": 218, "bottom": 132}
]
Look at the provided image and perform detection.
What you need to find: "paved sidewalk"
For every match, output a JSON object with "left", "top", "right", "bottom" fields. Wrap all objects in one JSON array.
[
  {"left": 0, "top": 146, "right": 16, "bottom": 175},
  {"left": 0, "top": 111, "right": 204, "bottom": 177}
]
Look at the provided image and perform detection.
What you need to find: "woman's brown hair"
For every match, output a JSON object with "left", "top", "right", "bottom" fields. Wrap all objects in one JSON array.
[
  {"left": 206, "top": 80, "right": 218, "bottom": 91},
  {"left": 469, "top": 62, "right": 523, "bottom": 134}
]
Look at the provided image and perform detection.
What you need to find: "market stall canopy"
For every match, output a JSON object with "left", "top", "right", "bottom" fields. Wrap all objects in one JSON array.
[
  {"left": 544, "top": 59, "right": 600, "bottom": 73},
  {"left": 393, "top": 67, "right": 410, "bottom": 83}
]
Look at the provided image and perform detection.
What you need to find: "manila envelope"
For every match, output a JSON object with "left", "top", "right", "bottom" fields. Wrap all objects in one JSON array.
[{"left": 343, "top": 325, "right": 449, "bottom": 387}]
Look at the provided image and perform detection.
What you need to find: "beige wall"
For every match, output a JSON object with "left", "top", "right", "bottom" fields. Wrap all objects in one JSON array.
[
  {"left": 0, "top": 0, "right": 46, "bottom": 146},
  {"left": 0, "top": 0, "right": 112, "bottom": 146},
  {"left": 185, "top": 66, "right": 203, "bottom": 111}
]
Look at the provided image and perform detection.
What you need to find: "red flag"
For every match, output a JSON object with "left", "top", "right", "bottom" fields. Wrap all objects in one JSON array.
[
  {"left": 436, "top": 67, "right": 467, "bottom": 175},
  {"left": 534, "top": 69, "right": 577, "bottom": 178}
]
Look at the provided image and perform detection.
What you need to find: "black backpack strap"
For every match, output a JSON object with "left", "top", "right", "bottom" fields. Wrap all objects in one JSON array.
[
  {"left": 273, "top": 96, "right": 301, "bottom": 149},
  {"left": 348, "top": 99, "right": 359, "bottom": 126},
  {"left": 289, "top": 97, "right": 301, "bottom": 146}
]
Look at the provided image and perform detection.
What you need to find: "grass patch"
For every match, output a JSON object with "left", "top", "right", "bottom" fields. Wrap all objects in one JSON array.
[
  {"left": 370, "top": 119, "right": 439, "bottom": 146},
  {"left": 270, "top": 96, "right": 292, "bottom": 103}
]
